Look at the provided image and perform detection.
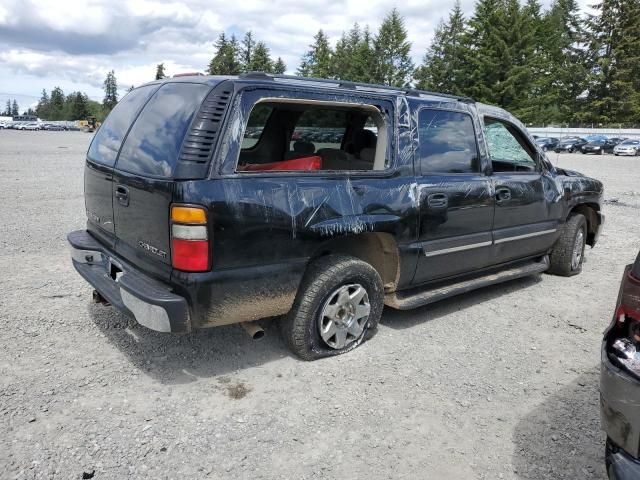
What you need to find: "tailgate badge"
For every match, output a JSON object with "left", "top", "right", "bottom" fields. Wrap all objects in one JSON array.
[{"left": 138, "top": 241, "right": 167, "bottom": 259}]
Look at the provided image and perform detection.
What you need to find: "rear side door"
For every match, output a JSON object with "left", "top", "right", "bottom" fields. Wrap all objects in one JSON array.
[
  {"left": 482, "top": 116, "right": 558, "bottom": 264},
  {"left": 412, "top": 106, "right": 495, "bottom": 285},
  {"left": 111, "top": 82, "right": 212, "bottom": 280},
  {"left": 84, "top": 85, "right": 158, "bottom": 247}
]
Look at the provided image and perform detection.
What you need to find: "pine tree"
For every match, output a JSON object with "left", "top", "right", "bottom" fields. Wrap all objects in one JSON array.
[
  {"left": 11, "top": 99, "right": 19, "bottom": 116},
  {"left": 414, "top": 1, "right": 469, "bottom": 94},
  {"left": 297, "top": 30, "right": 333, "bottom": 78},
  {"left": 332, "top": 23, "right": 376, "bottom": 82},
  {"left": 372, "top": 9, "right": 414, "bottom": 86},
  {"left": 526, "top": 0, "right": 586, "bottom": 124},
  {"left": 241, "top": 31, "right": 256, "bottom": 70},
  {"left": 103, "top": 70, "right": 119, "bottom": 113},
  {"left": 4, "top": 100, "right": 10, "bottom": 116},
  {"left": 207, "top": 33, "right": 242, "bottom": 75},
  {"left": 247, "top": 41, "right": 273, "bottom": 72},
  {"left": 155, "top": 63, "right": 166, "bottom": 80},
  {"left": 36, "top": 89, "right": 50, "bottom": 119},
  {"left": 273, "top": 57, "right": 287, "bottom": 74},
  {"left": 67, "top": 92, "right": 90, "bottom": 120},
  {"left": 49, "top": 87, "right": 66, "bottom": 120},
  {"left": 612, "top": 0, "right": 640, "bottom": 123}
]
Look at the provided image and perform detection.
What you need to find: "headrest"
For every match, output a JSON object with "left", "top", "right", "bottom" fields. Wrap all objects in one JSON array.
[{"left": 293, "top": 141, "right": 315, "bottom": 154}]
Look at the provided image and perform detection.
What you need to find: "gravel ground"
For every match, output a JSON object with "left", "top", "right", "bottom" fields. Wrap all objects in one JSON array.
[{"left": 1, "top": 130, "right": 639, "bottom": 480}]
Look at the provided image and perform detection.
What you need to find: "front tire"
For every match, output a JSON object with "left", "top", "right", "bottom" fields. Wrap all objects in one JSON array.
[
  {"left": 281, "top": 255, "right": 384, "bottom": 360},
  {"left": 548, "top": 213, "right": 587, "bottom": 277}
]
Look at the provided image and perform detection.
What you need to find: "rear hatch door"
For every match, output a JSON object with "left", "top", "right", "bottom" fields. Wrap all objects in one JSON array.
[
  {"left": 111, "top": 82, "right": 212, "bottom": 280},
  {"left": 84, "top": 85, "right": 159, "bottom": 247}
]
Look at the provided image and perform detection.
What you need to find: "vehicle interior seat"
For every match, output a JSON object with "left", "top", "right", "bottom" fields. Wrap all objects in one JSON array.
[{"left": 284, "top": 140, "right": 316, "bottom": 159}]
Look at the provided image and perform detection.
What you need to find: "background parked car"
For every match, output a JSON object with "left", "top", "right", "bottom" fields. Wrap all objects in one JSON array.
[
  {"left": 609, "top": 137, "right": 627, "bottom": 145},
  {"left": 601, "top": 250, "right": 640, "bottom": 479},
  {"left": 614, "top": 139, "right": 640, "bottom": 156},
  {"left": 42, "top": 123, "right": 65, "bottom": 131},
  {"left": 16, "top": 122, "right": 41, "bottom": 131},
  {"left": 535, "top": 137, "right": 560, "bottom": 151},
  {"left": 582, "top": 139, "right": 616, "bottom": 154},
  {"left": 554, "top": 137, "right": 587, "bottom": 153}
]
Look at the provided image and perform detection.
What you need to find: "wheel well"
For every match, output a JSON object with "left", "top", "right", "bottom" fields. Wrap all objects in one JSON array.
[
  {"left": 312, "top": 232, "right": 400, "bottom": 291},
  {"left": 569, "top": 203, "right": 599, "bottom": 246}
]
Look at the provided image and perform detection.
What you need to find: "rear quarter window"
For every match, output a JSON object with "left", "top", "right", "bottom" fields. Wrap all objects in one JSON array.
[
  {"left": 87, "top": 85, "right": 157, "bottom": 167},
  {"left": 115, "top": 83, "right": 210, "bottom": 178}
]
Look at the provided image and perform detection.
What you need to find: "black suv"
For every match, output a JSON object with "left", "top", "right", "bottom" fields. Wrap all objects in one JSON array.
[{"left": 68, "top": 73, "right": 604, "bottom": 360}]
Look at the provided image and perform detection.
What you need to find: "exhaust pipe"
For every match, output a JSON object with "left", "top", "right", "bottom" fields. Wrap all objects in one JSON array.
[
  {"left": 92, "top": 290, "right": 110, "bottom": 305},
  {"left": 240, "top": 321, "right": 264, "bottom": 340}
]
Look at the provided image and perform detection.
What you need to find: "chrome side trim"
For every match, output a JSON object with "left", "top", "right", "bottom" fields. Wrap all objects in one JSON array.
[
  {"left": 494, "top": 229, "right": 557, "bottom": 244},
  {"left": 424, "top": 241, "right": 492, "bottom": 257}
]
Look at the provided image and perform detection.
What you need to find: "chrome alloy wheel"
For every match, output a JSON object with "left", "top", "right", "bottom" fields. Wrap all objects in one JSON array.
[
  {"left": 318, "top": 284, "right": 370, "bottom": 349},
  {"left": 571, "top": 229, "right": 585, "bottom": 271}
]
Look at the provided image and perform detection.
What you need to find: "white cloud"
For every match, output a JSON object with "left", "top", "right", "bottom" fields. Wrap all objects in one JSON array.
[{"left": 0, "top": 0, "right": 592, "bottom": 98}]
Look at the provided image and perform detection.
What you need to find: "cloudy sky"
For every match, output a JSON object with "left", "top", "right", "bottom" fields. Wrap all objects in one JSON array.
[{"left": 0, "top": 0, "right": 586, "bottom": 110}]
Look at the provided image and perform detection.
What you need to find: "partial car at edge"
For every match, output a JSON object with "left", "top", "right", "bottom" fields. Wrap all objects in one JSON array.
[{"left": 601, "top": 250, "right": 640, "bottom": 479}]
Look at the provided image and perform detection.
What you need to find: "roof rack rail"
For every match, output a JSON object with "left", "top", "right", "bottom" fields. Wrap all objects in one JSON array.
[{"left": 237, "top": 72, "right": 474, "bottom": 102}]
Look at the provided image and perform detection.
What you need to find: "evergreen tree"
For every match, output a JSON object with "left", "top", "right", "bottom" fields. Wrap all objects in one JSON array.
[
  {"left": 241, "top": 31, "right": 256, "bottom": 70},
  {"left": 463, "top": 0, "right": 537, "bottom": 116},
  {"left": 207, "top": 33, "right": 242, "bottom": 75},
  {"left": 372, "top": 9, "right": 414, "bottom": 86},
  {"left": 4, "top": 99, "right": 11, "bottom": 116},
  {"left": 583, "top": 0, "right": 640, "bottom": 124},
  {"left": 332, "top": 23, "right": 376, "bottom": 82},
  {"left": 67, "top": 92, "right": 90, "bottom": 120},
  {"left": 247, "top": 41, "right": 273, "bottom": 72},
  {"left": 297, "top": 30, "right": 333, "bottom": 78},
  {"left": 11, "top": 99, "right": 19, "bottom": 116},
  {"left": 103, "top": 70, "right": 119, "bottom": 113},
  {"left": 155, "top": 63, "right": 166, "bottom": 80},
  {"left": 49, "top": 87, "right": 66, "bottom": 120},
  {"left": 414, "top": 1, "right": 469, "bottom": 94},
  {"left": 36, "top": 89, "right": 50, "bottom": 119},
  {"left": 526, "top": 0, "right": 586, "bottom": 124},
  {"left": 273, "top": 57, "right": 287, "bottom": 74},
  {"left": 612, "top": 0, "right": 640, "bottom": 123}
]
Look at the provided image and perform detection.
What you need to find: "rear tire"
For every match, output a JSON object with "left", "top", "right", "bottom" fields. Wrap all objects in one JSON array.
[
  {"left": 280, "top": 255, "right": 384, "bottom": 360},
  {"left": 548, "top": 213, "right": 587, "bottom": 277}
]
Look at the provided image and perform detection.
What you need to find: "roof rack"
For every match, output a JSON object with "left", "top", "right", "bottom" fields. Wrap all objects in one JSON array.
[{"left": 238, "top": 72, "right": 474, "bottom": 103}]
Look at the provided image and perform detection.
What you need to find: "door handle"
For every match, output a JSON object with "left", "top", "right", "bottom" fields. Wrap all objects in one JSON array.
[
  {"left": 496, "top": 187, "right": 511, "bottom": 204},
  {"left": 115, "top": 184, "right": 129, "bottom": 207},
  {"left": 427, "top": 193, "right": 448, "bottom": 208}
]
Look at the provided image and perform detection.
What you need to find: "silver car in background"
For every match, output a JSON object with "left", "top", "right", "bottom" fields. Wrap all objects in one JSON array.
[{"left": 614, "top": 140, "right": 640, "bottom": 156}]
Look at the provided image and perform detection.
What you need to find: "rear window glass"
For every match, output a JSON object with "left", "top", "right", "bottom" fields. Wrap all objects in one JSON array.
[
  {"left": 418, "top": 109, "right": 479, "bottom": 174},
  {"left": 115, "top": 83, "right": 210, "bottom": 178},
  {"left": 87, "top": 85, "right": 157, "bottom": 166}
]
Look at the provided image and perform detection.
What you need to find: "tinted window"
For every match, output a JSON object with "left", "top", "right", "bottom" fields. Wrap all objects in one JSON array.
[
  {"left": 116, "top": 83, "right": 210, "bottom": 177},
  {"left": 87, "top": 85, "right": 157, "bottom": 166},
  {"left": 418, "top": 109, "right": 479, "bottom": 174},
  {"left": 484, "top": 118, "right": 536, "bottom": 172}
]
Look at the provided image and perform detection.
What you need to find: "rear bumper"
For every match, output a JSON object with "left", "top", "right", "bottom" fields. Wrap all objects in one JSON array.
[
  {"left": 600, "top": 343, "right": 640, "bottom": 464},
  {"left": 68, "top": 230, "right": 191, "bottom": 333},
  {"left": 606, "top": 439, "right": 640, "bottom": 480}
]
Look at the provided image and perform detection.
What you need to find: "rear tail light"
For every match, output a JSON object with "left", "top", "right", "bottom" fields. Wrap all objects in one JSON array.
[
  {"left": 170, "top": 205, "right": 209, "bottom": 272},
  {"left": 610, "top": 270, "right": 640, "bottom": 377}
]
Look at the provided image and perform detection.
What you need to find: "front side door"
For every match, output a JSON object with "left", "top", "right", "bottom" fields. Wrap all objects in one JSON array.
[
  {"left": 412, "top": 107, "right": 495, "bottom": 285},
  {"left": 482, "top": 116, "right": 558, "bottom": 264}
]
